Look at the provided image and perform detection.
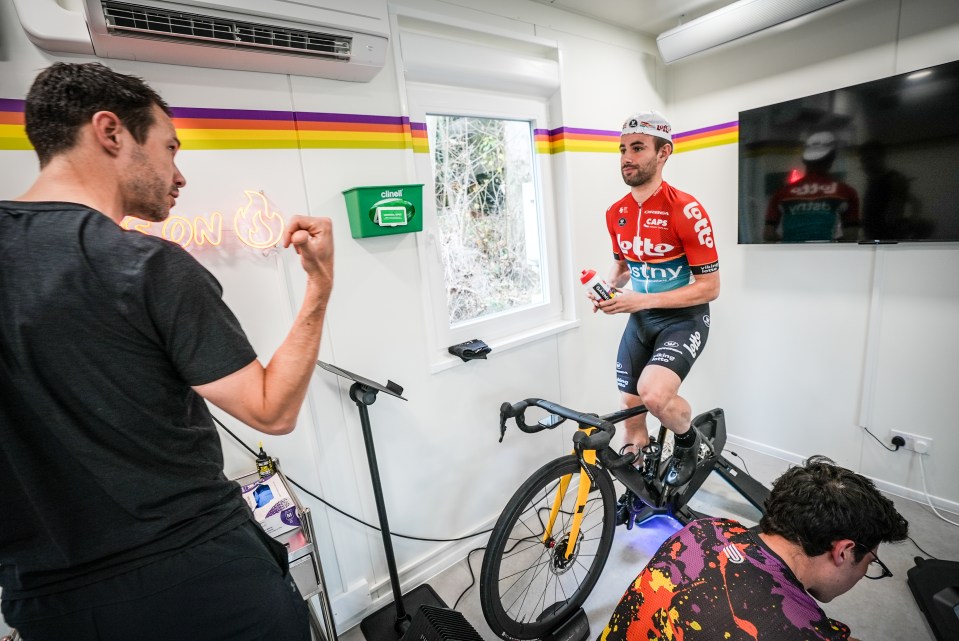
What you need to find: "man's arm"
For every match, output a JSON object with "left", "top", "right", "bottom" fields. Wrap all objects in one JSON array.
[
  {"left": 598, "top": 270, "right": 720, "bottom": 314},
  {"left": 840, "top": 185, "right": 861, "bottom": 241},
  {"left": 607, "top": 260, "right": 631, "bottom": 289},
  {"left": 193, "top": 215, "right": 334, "bottom": 434}
]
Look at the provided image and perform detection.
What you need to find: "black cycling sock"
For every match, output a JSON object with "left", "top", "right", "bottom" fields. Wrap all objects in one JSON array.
[{"left": 673, "top": 429, "right": 697, "bottom": 448}]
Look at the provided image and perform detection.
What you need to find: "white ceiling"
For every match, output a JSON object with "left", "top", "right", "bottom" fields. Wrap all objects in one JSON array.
[{"left": 530, "top": 0, "right": 743, "bottom": 37}]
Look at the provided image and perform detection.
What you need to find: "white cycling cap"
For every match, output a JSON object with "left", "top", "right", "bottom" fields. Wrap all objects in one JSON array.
[
  {"left": 803, "top": 131, "right": 837, "bottom": 161},
  {"left": 621, "top": 110, "right": 672, "bottom": 142}
]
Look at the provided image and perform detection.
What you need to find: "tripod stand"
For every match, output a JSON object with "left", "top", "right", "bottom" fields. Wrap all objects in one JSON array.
[{"left": 316, "top": 361, "right": 446, "bottom": 640}]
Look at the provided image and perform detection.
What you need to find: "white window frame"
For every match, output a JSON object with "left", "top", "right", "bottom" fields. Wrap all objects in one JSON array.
[{"left": 407, "top": 83, "right": 575, "bottom": 371}]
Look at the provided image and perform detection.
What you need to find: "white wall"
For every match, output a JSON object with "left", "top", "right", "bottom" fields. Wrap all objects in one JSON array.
[
  {"left": 1, "top": 0, "right": 957, "bottom": 635},
  {"left": 665, "top": 0, "right": 959, "bottom": 507},
  {"left": 0, "top": 0, "right": 656, "bottom": 633}
]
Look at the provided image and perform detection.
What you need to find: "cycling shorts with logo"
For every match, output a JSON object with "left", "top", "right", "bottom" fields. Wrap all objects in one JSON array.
[{"left": 615, "top": 303, "right": 710, "bottom": 395}]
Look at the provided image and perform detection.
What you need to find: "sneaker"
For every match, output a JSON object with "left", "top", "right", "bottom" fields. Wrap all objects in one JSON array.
[{"left": 662, "top": 431, "right": 700, "bottom": 487}]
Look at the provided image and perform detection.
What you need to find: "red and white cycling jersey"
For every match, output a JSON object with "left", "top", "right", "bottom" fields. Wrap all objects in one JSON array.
[
  {"left": 765, "top": 171, "right": 860, "bottom": 242},
  {"left": 605, "top": 181, "right": 719, "bottom": 293}
]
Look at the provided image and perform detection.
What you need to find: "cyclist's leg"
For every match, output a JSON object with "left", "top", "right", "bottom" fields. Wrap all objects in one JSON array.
[
  {"left": 616, "top": 313, "right": 652, "bottom": 454},
  {"left": 619, "top": 391, "right": 648, "bottom": 453},
  {"left": 635, "top": 365, "right": 689, "bottom": 433},
  {"left": 639, "top": 309, "right": 710, "bottom": 486}
]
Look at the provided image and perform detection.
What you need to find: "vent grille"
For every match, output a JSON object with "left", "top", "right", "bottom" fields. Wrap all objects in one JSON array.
[{"left": 100, "top": 1, "right": 352, "bottom": 60}]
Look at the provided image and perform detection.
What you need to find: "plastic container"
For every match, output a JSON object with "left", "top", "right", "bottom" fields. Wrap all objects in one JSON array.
[
  {"left": 580, "top": 269, "right": 613, "bottom": 301},
  {"left": 342, "top": 184, "right": 424, "bottom": 239},
  {"left": 256, "top": 442, "right": 276, "bottom": 479}
]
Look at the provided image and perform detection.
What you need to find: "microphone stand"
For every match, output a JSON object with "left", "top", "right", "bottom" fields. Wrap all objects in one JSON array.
[{"left": 316, "top": 361, "right": 445, "bottom": 640}]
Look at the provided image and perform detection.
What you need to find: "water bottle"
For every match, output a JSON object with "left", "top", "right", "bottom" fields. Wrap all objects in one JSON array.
[{"left": 580, "top": 269, "right": 613, "bottom": 301}]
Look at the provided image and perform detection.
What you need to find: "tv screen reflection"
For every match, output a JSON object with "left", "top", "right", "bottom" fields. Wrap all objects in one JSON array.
[{"left": 738, "top": 59, "right": 959, "bottom": 244}]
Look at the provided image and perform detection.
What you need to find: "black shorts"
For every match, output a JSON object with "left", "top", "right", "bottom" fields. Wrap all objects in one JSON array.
[
  {"left": 1, "top": 519, "right": 310, "bottom": 641},
  {"left": 616, "top": 303, "right": 711, "bottom": 395}
]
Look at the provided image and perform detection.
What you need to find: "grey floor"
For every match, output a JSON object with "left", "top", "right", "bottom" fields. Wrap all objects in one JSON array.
[{"left": 340, "top": 447, "right": 959, "bottom": 641}]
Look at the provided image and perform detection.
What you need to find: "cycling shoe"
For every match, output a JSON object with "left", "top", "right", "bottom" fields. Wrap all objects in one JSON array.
[{"left": 663, "top": 432, "right": 700, "bottom": 487}]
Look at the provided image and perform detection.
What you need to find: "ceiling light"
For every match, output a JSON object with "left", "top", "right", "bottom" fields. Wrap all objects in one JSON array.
[{"left": 656, "top": 0, "right": 845, "bottom": 64}]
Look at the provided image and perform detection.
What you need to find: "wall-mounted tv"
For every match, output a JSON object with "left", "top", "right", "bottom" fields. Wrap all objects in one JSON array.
[{"left": 738, "top": 59, "right": 959, "bottom": 244}]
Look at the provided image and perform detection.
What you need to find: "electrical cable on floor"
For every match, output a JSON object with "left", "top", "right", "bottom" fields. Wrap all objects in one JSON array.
[
  {"left": 452, "top": 546, "right": 486, "bottom": 610},
  {"left": 725, "top": 450, "right": 751, "bottom": 476},
  {"left": 214, "top": 416, "right": 492, "bottom": 543},
  {"left": 918, "top": 454, "right": 959, "bottom": 528},
  {"left": 862, "top": 426, "right": 901, "bottom": 451},
  {"left": 453, "top": 531, "right": 545, "bottom": 610},
  {"left": 907, "top": 535, "right": 938, "bottom": 560}
]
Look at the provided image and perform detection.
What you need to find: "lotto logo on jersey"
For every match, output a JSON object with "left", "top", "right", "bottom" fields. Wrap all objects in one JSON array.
[
  {"left": 617, "top": 233, "right": 674, "bottom": 258},
  {"left": 790, "top": 181, "right": 838, "bottom": 197},
  {"left": 683, "top": 201, "right": 714, "bottom": 248}
]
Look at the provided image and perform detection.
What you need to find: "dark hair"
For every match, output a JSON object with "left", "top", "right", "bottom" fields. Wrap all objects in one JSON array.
[
  {"left": 759, "top": 455, "right": 908, "bottom": 561},
  {"left": 653, "top": 137, "right": 673, "bottom": 154},
  {"left": 24, "top": 62, "right": 171, "bottom": 167}
]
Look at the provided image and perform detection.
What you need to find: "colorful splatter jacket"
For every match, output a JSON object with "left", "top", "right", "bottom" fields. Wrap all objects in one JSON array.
[{"left": 599, "top": 518, "right": 851, "bottom": 641}]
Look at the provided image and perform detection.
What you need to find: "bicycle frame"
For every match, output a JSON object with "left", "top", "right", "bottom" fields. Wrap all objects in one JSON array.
[
  {"left": 542, "top": 427, "right": 599, "bottom": 559},
  {"left": 540, "top": 406, "right": 719, "bottom": 558}
]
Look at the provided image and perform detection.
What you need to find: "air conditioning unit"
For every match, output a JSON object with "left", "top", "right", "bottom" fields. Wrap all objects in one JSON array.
[{"left": 11, "top": 0, "right": 390, "bottom": 82}]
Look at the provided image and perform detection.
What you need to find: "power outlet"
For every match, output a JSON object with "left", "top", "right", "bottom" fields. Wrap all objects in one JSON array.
[{"left": 890, "top": 429, "right": 933, "bottom": 454}]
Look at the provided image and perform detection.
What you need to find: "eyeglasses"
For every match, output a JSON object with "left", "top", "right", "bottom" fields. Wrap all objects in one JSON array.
[{"left": 855, "top": 543, "right": 893, "bottom": 580}]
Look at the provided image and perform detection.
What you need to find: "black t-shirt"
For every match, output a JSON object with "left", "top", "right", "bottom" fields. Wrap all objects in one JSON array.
[{"left": 0, "top": 201, "right": 259, "bottom": 598}]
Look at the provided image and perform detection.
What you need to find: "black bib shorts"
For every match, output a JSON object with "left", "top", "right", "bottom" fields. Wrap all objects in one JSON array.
[{"left": 615, "top": 303, "right": 711, "bottom": 395}]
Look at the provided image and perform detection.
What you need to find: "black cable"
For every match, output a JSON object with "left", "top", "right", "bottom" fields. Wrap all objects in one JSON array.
[
  {"left": 725, "top": 450, "right": 752, "bottom": 477},
  {"left": 454, "top": 529, "right": 546, "bottom": 610},
  {"left": 452, "top": 546, "right": 486, "bottom": 610},
  {"left": 862, "top": 426, "right": 901, "bottom": 452},
  {"left": 907, "top": 535, "right": 938, "bottom": 560},
  {"left": 214, "top": 416, "right": 492, "bottom": 543}
]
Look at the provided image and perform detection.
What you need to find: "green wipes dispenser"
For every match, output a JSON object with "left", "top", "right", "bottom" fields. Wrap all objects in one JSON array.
[{"left": 342, "top": 184, "right": 424, "bottom": 238}]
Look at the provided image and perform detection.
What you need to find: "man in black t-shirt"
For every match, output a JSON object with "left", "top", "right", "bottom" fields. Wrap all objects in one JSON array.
[{"left": 0, "top": 63, "right": 333, "bottom": 640}]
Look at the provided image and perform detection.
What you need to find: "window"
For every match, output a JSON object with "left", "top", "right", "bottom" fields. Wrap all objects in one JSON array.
[
  {"left": 428, "top": 114, "right": 544, "bottom": 325},
  {"left": 407, "top": 85, "right": 569, "bottom": 367}
]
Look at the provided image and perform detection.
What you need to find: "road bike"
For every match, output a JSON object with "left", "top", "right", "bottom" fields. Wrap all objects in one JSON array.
[{"left": 478, "top": 397, "right": 769, "bottom": 640}]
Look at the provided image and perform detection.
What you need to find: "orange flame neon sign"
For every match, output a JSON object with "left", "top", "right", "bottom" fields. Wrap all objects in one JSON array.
[
  {"left": 120, "top": 191, "right": 288, "bottom": 250},
  {"left": 234, "top": 190, "right": 285, "bottom": 249}
]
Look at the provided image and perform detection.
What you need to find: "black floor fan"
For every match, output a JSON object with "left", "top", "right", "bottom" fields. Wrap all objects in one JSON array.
[{"left": 316, "top": 361, "right": 483, "bottom": 641}]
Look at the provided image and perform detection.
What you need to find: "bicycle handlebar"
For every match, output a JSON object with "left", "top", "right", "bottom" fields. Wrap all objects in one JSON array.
[{"left": 498, "top": 398, "right": 614, "bottom": 450}]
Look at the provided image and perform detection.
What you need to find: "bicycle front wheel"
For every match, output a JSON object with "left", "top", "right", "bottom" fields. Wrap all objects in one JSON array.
[{"left": 480, "top": 455, "right": 616, "bottom": 639}]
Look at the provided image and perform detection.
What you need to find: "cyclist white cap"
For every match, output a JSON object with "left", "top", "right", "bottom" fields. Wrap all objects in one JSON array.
[
  {"left": 802, "top": 131, "right": 837, "bottom": 161},
  {"left": 621, "top": 110, "right": 672, "bottom": 142}
]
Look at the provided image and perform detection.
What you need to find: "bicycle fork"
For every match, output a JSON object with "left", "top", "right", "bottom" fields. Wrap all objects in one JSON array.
[{"left": 542, "top": 427, "right": 597, "bottom": 560}]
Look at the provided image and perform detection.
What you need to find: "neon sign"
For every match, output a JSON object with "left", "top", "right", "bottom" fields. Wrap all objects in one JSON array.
[{"left": 120, "top": 190, "right": 288, "bottom": 250}]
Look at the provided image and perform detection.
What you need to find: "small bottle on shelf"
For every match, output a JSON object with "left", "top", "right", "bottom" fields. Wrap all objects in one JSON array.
[{"left": 255, "top": 441, "right": 276, "bottom": 479}]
